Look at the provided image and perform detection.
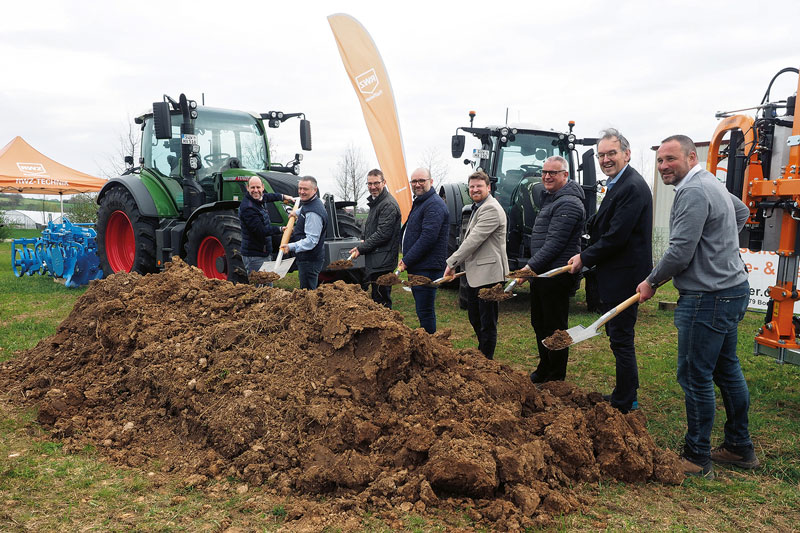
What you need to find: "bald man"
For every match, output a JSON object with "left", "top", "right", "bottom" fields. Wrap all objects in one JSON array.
[{"left": 239, "top": 176, "right": 292, "bottom": 274}]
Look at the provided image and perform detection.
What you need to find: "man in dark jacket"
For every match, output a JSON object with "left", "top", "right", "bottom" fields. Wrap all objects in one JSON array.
[
  {"left": 397, "top": 167, "right": 449, "bottom": 333},
  {"left": 281, "top": 176, "right": 328, "bottom": 290},
  {"left": 349, "top": 169, "right": 401, "bottom": 308},
  {"left": 568, "top": 128, "right": 653, "bottom": 413},
  {"left": 519, "top": 156, "right": 585, "bottom": 382},
  {"left": 239, "top": 176, "right": 292, "bottom": 273}
]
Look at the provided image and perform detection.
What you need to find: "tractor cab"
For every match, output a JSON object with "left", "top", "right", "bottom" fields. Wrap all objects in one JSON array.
[
  {"left": 139, "top": 106, "right": 308, "bottom": 208},
  {"left": 449, "top": 115, "right": 597, "bottom": 268}
]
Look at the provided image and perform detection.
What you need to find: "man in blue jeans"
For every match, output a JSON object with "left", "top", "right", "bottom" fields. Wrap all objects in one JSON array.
[
  {"left": 638, "top": 135, "right": 758, "bottom": 479},
  {"left": 397, "top": 168, "right": 449, "bottom": 333}
]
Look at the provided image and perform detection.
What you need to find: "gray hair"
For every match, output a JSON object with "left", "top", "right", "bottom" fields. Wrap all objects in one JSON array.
[
  {"left": 661, "top": 134, "right": 697, "bottom": 156},
  {"left": 544, "top": 155, "right": 569, "bottom": 172},
  {"left": 599, "top": 128, "right": 630, "bottom": 153},
  {"left": 299, "top": 175, "right": 318, "bottom": 188}
]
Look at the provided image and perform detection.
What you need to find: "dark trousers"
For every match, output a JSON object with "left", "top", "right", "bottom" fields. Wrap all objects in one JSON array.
[
  {"left": 530, "top": 274, "right": 573, "bottom": 380},
  {"left": 466, "top": 284, "right": 500, "bottom": 359},
  {"left": 365, "top": 271, "right": 393, "bottom": 308},
  {"left": 601, "top": 297, "right": 640, "bottom": 411},
  {"left": 409, "top": 268, "right": 442, "bottom": 334},
  {"left": 297, "top": 259, "right": 324, "bottom": 290}
]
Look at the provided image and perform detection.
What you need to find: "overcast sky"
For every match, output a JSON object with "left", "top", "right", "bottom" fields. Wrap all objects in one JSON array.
[{"left": 1, "top": 0, "right": 798, "bottom": 198}]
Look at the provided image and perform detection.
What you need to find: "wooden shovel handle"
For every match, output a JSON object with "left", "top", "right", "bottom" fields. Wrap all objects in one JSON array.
[
  {"left": 279, "top": 198, "right": 302, "bottom": 248},
  {"left": 595, "top": 293, "right": 641, "bottom": 330},
  {"left": 595, "top": 279, "right": 669, "bottom": 330},
  {"left": 541, "top": 264, "right": 572, "bottom": 277}
]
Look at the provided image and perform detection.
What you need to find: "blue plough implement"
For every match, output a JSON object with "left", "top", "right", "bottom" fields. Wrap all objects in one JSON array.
[{"left": 11, "top": 218, "right": 104, "bottom": 287}]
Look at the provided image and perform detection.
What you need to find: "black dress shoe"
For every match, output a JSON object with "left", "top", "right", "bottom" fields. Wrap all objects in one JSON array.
[{"left": 530, "top": 372, "right": 546, "bottom": 384}]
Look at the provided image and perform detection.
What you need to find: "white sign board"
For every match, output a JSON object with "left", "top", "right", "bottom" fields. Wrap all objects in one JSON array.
[{"left": 741, "top": 248, "right": 785, "bottom": 310}]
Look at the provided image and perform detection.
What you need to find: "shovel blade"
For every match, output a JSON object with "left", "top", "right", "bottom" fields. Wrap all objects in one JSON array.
[
  {"left": 543, "top": 324, "right": 601, "bottom": 349},
  {"left": 260, "top": 257, "right": 295, "bottom": 279}
]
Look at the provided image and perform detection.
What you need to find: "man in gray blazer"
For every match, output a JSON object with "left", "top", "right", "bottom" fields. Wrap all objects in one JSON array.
[{"left": 444, "top": 170, "right": 509, "bottom": 359}]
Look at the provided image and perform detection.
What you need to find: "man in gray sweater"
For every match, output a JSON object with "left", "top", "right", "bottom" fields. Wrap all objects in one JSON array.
[{"left": 637, "top": 135, "right": 758, "bottom": 479}]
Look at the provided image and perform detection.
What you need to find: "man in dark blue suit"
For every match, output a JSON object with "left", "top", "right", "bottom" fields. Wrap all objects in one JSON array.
[
  {"left": 568, "top": 129, "right": 653, "bottom": 413},
  {"left": 398, "top": 167, "right": 449, "bottom": 334}
]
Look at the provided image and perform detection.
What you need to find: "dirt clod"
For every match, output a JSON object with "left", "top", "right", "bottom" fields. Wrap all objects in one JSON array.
[
  {"left": 248, "top": 271, "right": 280, "bottom": 284},
  {"left": 543, "top": 329, "right": 573, "bottom": 350},
  {"left": 375, "top": 272, "right": 402, "bottom": 286},
  {"left": 403, "top": 274, "right": 432, "bottom": 287},
  {"left": 507, "top": 269, "right": 537, "bottom": 279},
  {"left": 327, "top": 260, "right": 354, "bottom": 270},
  {"left": 478, "top": 283, "right": 514, "bottom": 301},
  {"left": 0, "top": 257, "right": 681, "bottom": 527}
]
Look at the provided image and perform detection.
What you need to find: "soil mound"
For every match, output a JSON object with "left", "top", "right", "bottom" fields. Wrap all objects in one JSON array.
[{"left": 0, "top": 258, "right": 681, "bottom": 529}]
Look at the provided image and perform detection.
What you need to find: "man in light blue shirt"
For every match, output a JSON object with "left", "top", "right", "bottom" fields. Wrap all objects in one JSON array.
[{"left": 280, "top": 176, "right": 328, "bottom": 289}]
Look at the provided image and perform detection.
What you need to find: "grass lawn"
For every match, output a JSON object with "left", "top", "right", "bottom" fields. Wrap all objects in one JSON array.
[{"left": 2, "top": 239, "right": 800, "bottom": 531}]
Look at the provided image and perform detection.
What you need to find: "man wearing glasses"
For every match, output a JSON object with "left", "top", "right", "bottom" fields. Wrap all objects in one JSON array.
[
  {"left": 349, "top": 169, "right": 401, "bottom": 308},
  {"left": 518, "top": 156, "right": 585, "bottom": 380},
  {"left": 444, "top": 170, "right": 509, "bottom": 359},
  {"left": 568, "top": 128, "right": 653, "bottom": 413},
  {"left": 397, "top": 168, "right": 449, "bottom": 333}
]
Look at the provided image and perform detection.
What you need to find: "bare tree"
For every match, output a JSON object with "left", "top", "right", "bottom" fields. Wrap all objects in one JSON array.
[
  {"left": 333, "top": 143, "right": 369, "bottom": 203},
  {"left": 417, "top": 146, "right": 449, "bottom": 189},
  {"left": 99, "top": 116, "right": 141, "bottom": 178},
  {"left": 67, "top": 193, "right": 99, "bottom": 223}
]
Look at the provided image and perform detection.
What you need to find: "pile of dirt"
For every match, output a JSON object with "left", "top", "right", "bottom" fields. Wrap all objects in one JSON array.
[
  {"left": 404, "top": 274, "right": 432, "bottom": 287},
  {"left": 479, "top": 283, "right": 514, "bottom": 302},
  {"left": 326, "top": 259, "right": 354, "bottom": 271},
  {"left": 375, "top": 272, "right": 401, "bottom": 286},
  {"left": 506, "top": 269, "right": 537, "bottom": 279},
  {"left": 0, "top": 258, "right": 681, "bottom": 530},
  {"left": 544, "top": 329, "right": 574, "bottom": 351},
  {"left": 248, "top": 271, "right": 280, "bottom": 284}
]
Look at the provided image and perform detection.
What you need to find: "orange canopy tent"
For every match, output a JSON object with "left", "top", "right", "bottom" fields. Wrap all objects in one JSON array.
[{"left": 0, "top": 136, "right": 107, "bottom": 216}]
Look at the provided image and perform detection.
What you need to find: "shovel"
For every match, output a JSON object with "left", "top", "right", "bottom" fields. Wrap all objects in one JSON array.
[
  {"left": 326, "top": 251, "right": 357, "bottom": 270},
  {"left": 375, "top": 268, "right": 403, "bottom": 286},
  {"left": 259, "top": 197, "right": 301, "bottom": 279},
  {"left": 542, "top": 279, "right": 667, "bottom": 350},
  {"left": 402, "top": 271, "right": 466, "bottom": 291},
  {"left": 504, "top": 264, "right": 572, "bottom": 294}
]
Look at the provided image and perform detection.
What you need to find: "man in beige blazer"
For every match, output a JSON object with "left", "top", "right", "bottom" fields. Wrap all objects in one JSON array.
[{"left": 444, "top": 170, "right": 509, "bottom": 359}]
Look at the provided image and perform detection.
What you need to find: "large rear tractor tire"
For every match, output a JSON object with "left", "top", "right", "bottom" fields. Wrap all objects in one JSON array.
[
  {"left": 97, "top": 187, "right": 158, "bottom": 276},
  {"left": 185, "top": 211, "right": 248, "bottom": 284}
]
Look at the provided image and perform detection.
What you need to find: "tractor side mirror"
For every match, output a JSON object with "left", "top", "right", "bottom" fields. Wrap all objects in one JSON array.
[
  {"left": 153, "top": 102, "right": 173, "bottom": 139},
  {"left": 300, "top": 119, "right": 312, "bottom": 151},
  {"left": 451, "top": 134, "right": 465, "bottom": 158},
  {"left": 124, "top": 155, "right": 134, "bottom": 167}
]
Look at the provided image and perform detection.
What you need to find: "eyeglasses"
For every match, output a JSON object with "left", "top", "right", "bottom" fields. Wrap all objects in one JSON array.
[
  {"left": 410, "top": 178, "right": 429, "bottom": 185},
  {"left": 596, "top": 150, "right": 618, "bottom": 160},
  {"left": 366, "top": 181, "right": 383, "bottom": 187},
  {"left": 541, "top": 170, "right": 567, "bottom": 177}
]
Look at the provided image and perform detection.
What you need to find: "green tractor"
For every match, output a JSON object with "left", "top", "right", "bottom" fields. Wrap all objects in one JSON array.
[
  {"left": 97, "top": 93, "right": 364, "bottom": 284},
  {"left": 440, "top": 111, "right": 599, "bottom": 307}
]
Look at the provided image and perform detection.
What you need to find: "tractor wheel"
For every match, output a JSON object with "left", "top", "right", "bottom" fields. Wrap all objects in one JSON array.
[
  {"left": 458, "top": 272, "right": 469, "bottom": 310},
  {"left": 335, "top": 208, "right": 362, "bottom": 238},
  {"left": 185, "top": 211, "right": 248, "bottom": 284},
  {"left": 97, "top": 187, "right": 158, "bottom": 276}
]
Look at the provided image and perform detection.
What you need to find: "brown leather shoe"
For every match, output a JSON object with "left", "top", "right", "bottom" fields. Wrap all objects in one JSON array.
[
  {"left": 711, "top": 445, "right": 760, "bottom": 469},
  {"left": 679, "top": 457, "right": 714, "bottom": 479}
]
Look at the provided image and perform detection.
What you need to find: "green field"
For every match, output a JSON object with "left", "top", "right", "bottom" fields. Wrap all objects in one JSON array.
[{"left": 1, "top": 238, "right": 799, "bottom": 531}]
